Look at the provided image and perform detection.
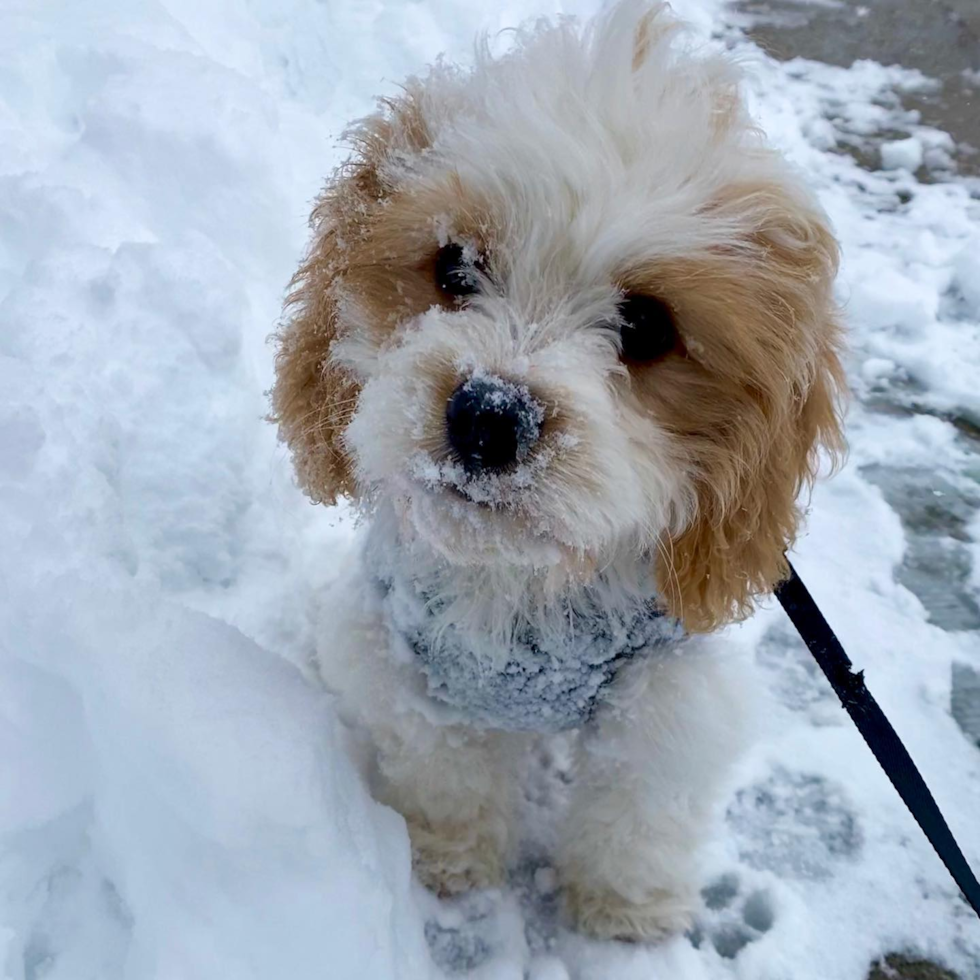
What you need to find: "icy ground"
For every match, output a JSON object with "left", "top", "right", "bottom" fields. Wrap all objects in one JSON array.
[{"left": 1, "top": 0, "right": 979, "bottom": 977}]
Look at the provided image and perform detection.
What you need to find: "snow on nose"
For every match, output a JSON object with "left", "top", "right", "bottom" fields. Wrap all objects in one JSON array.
[{"left": 445, "top": 375, "right": 543, "bottom": 474}]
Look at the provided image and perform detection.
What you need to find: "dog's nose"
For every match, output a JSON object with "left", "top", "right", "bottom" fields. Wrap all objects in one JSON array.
[{"left": 446, "top": 376, "right": 542, "bottom": 474}]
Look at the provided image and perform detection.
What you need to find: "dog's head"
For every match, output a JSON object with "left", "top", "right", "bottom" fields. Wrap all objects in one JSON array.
[{"left": 272, "top": 1, "right": 844, "bottom": 632}]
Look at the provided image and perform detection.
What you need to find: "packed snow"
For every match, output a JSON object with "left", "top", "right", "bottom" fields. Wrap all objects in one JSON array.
[{"left": 1, "top": 0, "right": 979, "bottom": 978}]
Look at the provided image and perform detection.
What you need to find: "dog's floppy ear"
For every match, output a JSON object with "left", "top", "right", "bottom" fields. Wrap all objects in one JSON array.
[
  {"left": 657, "top": 185, "right": 846, "bottom": 632},
  {"left": 271, "top": 91, "right": 432, "bottom": 504},
  {"left": 271, "top": 212, "right": 358, "bottom": 505}
]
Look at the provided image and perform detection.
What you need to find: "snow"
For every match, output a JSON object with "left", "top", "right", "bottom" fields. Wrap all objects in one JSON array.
[
  {"left": 1, "top": 0, "right": 979, "bottom": 978},
  {"left": 0, "top": 579, "right": 431, "bottom": 979},
  {"left": 880, "top": 136, "right": 924, "bottom": 172}
]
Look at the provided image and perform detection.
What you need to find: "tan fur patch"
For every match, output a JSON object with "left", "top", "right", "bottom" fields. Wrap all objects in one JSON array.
[
  {"left": 270, "top": 224, "right": 359, "bottom": 505},
  {"left": 621, "top": 186, "right": 845, "bottom": 630},
  {"left": 271, "top": 88, "right": 494, "bottom": 503}
]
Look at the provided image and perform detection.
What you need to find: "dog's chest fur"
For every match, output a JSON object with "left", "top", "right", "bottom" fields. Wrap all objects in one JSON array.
[{"left": 366, "top": 509, "right": 686, "bottom": 732}]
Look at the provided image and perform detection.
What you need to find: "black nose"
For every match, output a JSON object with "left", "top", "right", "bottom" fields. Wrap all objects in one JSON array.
[{"left": 446, "top": 377, "right": 542, "bottom": 475}]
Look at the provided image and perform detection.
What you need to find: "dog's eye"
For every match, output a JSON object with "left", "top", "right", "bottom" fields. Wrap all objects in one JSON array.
[
  {"left": 435, "top": 243, "right": 483, "bottom": 298},
  {"left": 617, "top": 293, "right": 676, "bottom": 363}
]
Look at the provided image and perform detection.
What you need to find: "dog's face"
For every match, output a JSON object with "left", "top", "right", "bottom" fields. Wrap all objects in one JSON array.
[{"left": 273, "top": 3, "right": 844, "bottom": 631}]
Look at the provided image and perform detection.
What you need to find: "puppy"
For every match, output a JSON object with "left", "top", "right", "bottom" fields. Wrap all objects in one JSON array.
[{"left": 272, "top": 0, "right": 844, "bottom": 943}]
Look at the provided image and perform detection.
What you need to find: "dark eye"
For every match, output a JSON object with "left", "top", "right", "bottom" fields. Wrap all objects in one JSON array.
[
  {"left": 617, "top": 293, "right": 676, "bottom": 363},
  {"left": 435, "top": 243, "right": 483, "bottom": 298}
]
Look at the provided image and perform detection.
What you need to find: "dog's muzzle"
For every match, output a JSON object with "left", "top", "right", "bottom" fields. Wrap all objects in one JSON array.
[{"left": 446, "top": 376, "right": 543, "bottom": 474}]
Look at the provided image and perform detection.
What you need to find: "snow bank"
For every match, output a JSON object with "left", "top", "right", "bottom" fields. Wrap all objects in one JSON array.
[{"left": 0, "top": 574, "right": 431, "bottom": 979}]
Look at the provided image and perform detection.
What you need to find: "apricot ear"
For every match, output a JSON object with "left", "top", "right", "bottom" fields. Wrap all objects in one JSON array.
[
  {"left": 270, "top": 219, "right": 359, "bottom": 505},
  {"left": 271, "top": 85, "right": 435, "bottom": 504},
  {"left": 658, "top": 189, "right": 846, "bottom": 632},
  {"left": 661, "top": 361, "right": 843, "bottom": 632}
]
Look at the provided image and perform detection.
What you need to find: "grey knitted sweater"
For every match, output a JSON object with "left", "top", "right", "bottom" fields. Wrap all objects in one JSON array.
[{"left": 369, "top": 530, "right": 686, "bottom": 732}]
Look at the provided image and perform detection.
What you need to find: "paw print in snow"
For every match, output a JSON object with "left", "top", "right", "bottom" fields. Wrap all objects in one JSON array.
[
  {"left": 727, "top": 767, "right": 862, "bottom": 880},
  {"left": 689, "top": 872, "right": 775, "bottom": 959}
]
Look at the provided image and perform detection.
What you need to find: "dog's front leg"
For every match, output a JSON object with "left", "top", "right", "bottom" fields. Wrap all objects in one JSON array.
[
  {"left": 374, "top": 717, "right": 516, "bottom": 897},
  {"left": 558, "top": 644, "right": 750, "bottom": 943},
  {"left": 314, "top": 578, "right": 516, "bottom": 897}
]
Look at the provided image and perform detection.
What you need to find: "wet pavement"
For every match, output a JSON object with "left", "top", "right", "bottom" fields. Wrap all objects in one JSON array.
[{"left": 733, "top": 0, "right": 980, "bottom": 176}]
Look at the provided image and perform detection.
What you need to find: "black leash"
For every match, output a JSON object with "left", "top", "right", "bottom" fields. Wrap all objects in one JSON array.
[{"left": 775, "top": 559, "right": 980, "bottom": 919}]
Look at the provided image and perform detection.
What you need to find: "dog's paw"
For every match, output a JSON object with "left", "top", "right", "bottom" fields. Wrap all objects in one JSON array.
[
  {"left": 407, "top": 817, "right": 505, "bottom": 898},
  {"left": 563, "top": 880, "right": 695, "bottom": 943}
]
